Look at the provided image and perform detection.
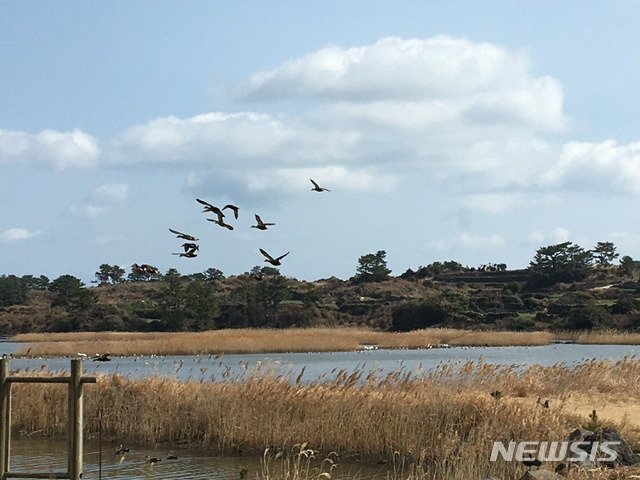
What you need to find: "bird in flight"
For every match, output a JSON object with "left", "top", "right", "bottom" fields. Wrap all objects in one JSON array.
[
  {"left": 132, "top": 263, "right": 160, "bottom": 276},
  {"left": 173, "top": 251, "right": 198, "bottom": 258},
  {"left": 251, "top": 214, "right": 275, "bottom": 230},
  {"left": 207, "top": 210, "right": 234, "bottom": 230},
  {"left": 196, "top": 198, "right": 225, "bottom": 217},
  {"left": 182, "top": 243, "right": 199, "bottom": 255},
  {"left": 310, "top": 178, "right": 330, "bottom": 192},
  {"left": 169, "top": 228, "right": 199, "bottom": 241},
  {"left": 260, "top": 248, "right": 289, "bottom": 266},
  {"left": 223, "top": 204, "right": 240, "bottom": 219}
]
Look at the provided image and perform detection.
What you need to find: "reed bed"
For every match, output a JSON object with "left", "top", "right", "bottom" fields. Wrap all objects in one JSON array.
[
  {"left": 8, "top": 357, "right": 640, "bottom": 480},
  {"left": 11, "top": 328, "right": 554, "bottom": 357},
  {"left": 573, "top": 329, "right": 640, "bottom": 345}
]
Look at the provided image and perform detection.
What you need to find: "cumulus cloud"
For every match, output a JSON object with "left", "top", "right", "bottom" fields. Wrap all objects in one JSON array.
[
  {"left": 242, "top": 36, "right": 567, "bottom": 131},
  {"left": 540, "top": 140, "right": 640, "bottom": 193},
  {"left": 1, "top": 227, "right": 42, "bottom": 243},
  {"left": 104, "top": 36, "right": 568, "bottom": 200},
  {"left": 0, "top": 128, "right": 100, "bottom": 169},
  {"left": 68, "top": 182, "right": 129, "bottom": 218}
]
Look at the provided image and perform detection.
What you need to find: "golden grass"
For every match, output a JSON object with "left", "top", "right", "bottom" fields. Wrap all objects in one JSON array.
[
  {"left": 7, "top": 357, "right": 640, "bottom": 480},
  {"left": 573, "top": 329, "right": 640, "bottom": 345},
  {"left": 11, "top": 328, "right": 555, "bottom": 357}
]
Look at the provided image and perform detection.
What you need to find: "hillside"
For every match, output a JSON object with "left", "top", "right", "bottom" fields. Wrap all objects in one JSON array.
[{"left": 2, "top": 263, "right": 640, "bottom": 336}]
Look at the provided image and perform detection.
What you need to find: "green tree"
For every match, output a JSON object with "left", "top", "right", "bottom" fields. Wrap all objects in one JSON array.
[
  {"left": 94, "top": 264, "right": 126, "bottom": 285},
  {"left": 0, "top": 275, "right": 28, "bottom": 307},
  {"left": 355, "top": 250, "right": 392, "bottom": 283},
  {"left": 184, "top": 281, "right": 219, "bottom": 330},
  {"left": 592, "top": 241, "right": 619, "bottom": 266},
  {"left": 203, "top": 268, "right": 225, "bottom": 280},
  {"left": 620, "top": 255, "right": 640, "bottom": 276},
  {"left": 49, "top": 275, "right": 97, "bottom": 312},
  {"left": 527, "top": 242, "right": 593, "bottom": 287},
  {"left": 20, "top": 274, "right": 50, "bottom": 290},
  {"left": 156, "top": 275, "right": 188, "bottom": 330}
]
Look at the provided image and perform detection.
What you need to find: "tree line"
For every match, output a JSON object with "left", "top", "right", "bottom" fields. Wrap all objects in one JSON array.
[{"left": 1, "top": 240, "right": 639, "bottom": 335}]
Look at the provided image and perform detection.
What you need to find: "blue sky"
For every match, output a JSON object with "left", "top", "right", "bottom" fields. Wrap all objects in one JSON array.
[{"left": 2, "top": 1, "right": 640, "bottom": 284}]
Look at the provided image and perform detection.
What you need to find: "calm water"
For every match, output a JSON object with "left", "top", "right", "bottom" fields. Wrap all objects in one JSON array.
[
  {"left": 9, "top": 437, "right": 382, "bottom": 480},
  {"left": 1, "top": 341, "right": 639, "bottom": 383}
]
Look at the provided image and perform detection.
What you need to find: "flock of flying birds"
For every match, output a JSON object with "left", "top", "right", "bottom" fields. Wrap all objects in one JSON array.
[{"left": 132, "top": 178, "right": 330, "bottom": 278}]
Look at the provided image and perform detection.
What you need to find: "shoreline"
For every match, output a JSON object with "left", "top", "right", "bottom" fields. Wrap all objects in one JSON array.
[{"left": 8, "top": 327, "right": 640, "bottom": 357}]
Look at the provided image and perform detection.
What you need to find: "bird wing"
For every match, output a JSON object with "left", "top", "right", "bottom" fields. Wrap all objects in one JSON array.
[
  {"left": 169, "top": 228, "right": 184, "bottom": 236},
  {"left": 196, "top": 198, "right": 213, "bottom": 208},
  {"left": 310, "top": 178, "right": 320, "bottom": 189},
  {"left": 223, "top": 204, "right": 239, "bottom": 219},
  {"left": 255, "top": 214, "right": 264, "bottom": 226},
  {"left": 276, "top": 251, "right": 290, "bottom": 262},
  {"left": 259, "top": 248, "right": 276, "bottom": 262}
]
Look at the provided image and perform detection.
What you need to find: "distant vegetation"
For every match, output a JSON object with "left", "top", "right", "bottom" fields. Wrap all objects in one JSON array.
[{"left": 2, "top": 240, "right": 640, "bottom": 336}]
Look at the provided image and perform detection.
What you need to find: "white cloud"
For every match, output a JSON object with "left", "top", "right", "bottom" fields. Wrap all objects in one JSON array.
[
  {"left": 0, "top": 128, "right": 100, "bottom": 169},
  {"left": 104, "top": 36, "right": 568, "bottom": 201},
  {"left": 245, "top": 165, "right": 397, "bottom": 193},
  {"left": 93, "top": 183, "right": 129, "bottom": 203},
  {"left": 1, "top": 227, "right": 42, "bottom": 243},
  {"left": 540, "top": 140, "right": 640, "bottom": 194},
  {"left": 242, "top": 36, "right": 567, "bottom": 131},
  {"left": 68, "top": 182, "right": 129, "bottom": 218}
]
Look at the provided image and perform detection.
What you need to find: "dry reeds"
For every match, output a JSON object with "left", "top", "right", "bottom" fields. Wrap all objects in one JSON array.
[
  {"left": 11, "top": 328, "right": 554, "bottom": 357},
  {"left": 8, "top": 357, "right": 640, "bottom": 480}
]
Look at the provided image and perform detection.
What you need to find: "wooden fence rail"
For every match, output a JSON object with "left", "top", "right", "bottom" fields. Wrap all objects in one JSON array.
[{"left": 0, "top": 357, "right": 96, "bottom": 480}]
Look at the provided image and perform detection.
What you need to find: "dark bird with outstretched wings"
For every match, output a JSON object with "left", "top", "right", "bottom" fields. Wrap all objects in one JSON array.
[
  {"left": 310, "top": 178, "right": 330, "bottom": 192},
  {"left": 169, "top": 228, "right": 199, "bottom": 241},
  {"left": 260, "top": 248, "right": 289, "bottom": 266},
  {"left": 251, "top": 214, "right": 275, "bottom": 230}
]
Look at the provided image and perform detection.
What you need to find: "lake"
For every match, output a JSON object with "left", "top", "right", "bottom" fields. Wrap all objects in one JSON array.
[
  {"left": 2, "top": 340, "right": 639, "bottom": 479},
  {"left": 1, "top": 341, "right": 639, "bottom": 383}
]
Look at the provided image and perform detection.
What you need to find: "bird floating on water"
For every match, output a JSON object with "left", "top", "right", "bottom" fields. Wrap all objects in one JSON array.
[
  {"left": 169, "top": 228, "right": 199, "bottom": 241},
  {"left": 92, "top": 353, "right": 111, "bottom": 362},
  {"left": 310, "top": 178, "right": 330, "bottom": 192},
  {"left": 146, "top": 455, "right": 162, "bottom": 465},
  {"left": 260, "top": 248, "right": 289, "bottom": 266},
  {"left": 251, "top": 214, "right": 275, "bottom": 230},
  {"left": 114, "top": 445, "right": 130, "bottom": 455}
]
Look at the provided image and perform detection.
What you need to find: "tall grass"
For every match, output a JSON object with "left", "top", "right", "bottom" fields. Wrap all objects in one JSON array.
[
  {"left": 8, "top": 357, "right": 640, "bottom": 480},
  {"left": 11, "top": 328, "right": 554, "bottom": 357}
]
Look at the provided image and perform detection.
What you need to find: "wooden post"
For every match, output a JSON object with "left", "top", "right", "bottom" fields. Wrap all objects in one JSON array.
[
  {"left": 1, "top": 357, "right": 10, "bottom": 478},
  {"left": 69, "top": 359, "right": 83, "bottom": 480},
  {"left": 0, "top": 358, "right": 94, "bottom": 480}
]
